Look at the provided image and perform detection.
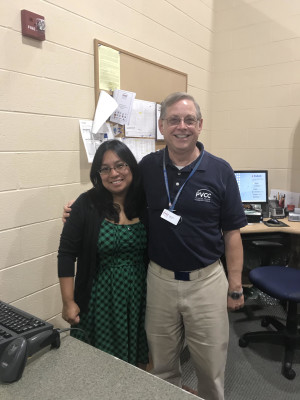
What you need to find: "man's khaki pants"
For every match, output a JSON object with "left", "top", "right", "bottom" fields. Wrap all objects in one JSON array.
[{"left": 145, "top": 260, "right": 229, "bottom": 400}]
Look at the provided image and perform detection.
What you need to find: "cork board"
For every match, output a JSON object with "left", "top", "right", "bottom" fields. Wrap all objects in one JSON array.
[{"left": 94, "top": 39, "right": 187, "bottom": 149}]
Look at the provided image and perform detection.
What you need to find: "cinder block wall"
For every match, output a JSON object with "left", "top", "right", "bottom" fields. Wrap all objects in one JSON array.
[
  {"left": 1, "top": 0, "right": 299, "bottom": 325},
  {"left": 211, "top": 0, "right": 300, "bottom": 193},
  {"left": 0, "top": 0, "right": 213, "bottom": 325}
]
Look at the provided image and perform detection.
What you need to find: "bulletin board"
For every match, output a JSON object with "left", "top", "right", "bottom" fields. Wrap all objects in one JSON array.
[{"left": 94, "top": 39, "right": 188, "bottom": 149}]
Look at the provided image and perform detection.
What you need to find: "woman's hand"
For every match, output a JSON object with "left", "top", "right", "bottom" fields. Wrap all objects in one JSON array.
[
  {"left": 62, "top": 300, "right": 80, "bottom": 325},
  {"left": 62, "top": 200, "right": 74, "bottom": 223}
]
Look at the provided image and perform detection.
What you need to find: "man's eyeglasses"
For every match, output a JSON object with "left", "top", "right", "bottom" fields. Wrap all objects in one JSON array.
[
  {"left": 163, "top": 116, "right": 199, "bottom": 127},
  {"left": 99, "top": 162, "right": 128, "bottom": 175}
]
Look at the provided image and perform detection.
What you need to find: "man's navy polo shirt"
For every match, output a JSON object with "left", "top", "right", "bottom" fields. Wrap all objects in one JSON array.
[{"left": 139, "top": 142, "right": 247, "bottom": 272}]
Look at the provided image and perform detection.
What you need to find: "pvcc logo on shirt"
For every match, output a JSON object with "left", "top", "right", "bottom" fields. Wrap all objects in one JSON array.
[{"left": 194, "top": 189, "right": 212, "bottom": 202}]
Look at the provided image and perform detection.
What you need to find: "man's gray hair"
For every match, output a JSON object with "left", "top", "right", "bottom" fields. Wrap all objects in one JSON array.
[{"left": 160, "top": 92, "right": 202, "bottom": 120}]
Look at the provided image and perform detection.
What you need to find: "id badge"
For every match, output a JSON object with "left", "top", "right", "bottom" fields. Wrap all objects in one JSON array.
[{"left": 161, "top": 209, "right": 181, "bottom": 226}]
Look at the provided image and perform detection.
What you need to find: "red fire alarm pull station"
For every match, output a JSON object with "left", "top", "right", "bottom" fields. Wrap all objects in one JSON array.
[{"left": 21, "top": 10, "right": 45, "bottom": 41}]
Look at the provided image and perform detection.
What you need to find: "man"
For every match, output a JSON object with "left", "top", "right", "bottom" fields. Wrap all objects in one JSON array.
[
  {"left": 140, "top": 92, "right": 246, "bottom": 400},
  {"left": 63, "top": 92, "right": 247, "bottom": 400}
]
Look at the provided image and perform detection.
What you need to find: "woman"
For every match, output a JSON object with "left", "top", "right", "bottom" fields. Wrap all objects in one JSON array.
[{"left": 58, "top": 140, "right": 148, "bottom": 367}]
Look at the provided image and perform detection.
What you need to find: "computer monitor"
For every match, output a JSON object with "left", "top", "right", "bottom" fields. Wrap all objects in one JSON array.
[{"left": 234, "top": 170, "right": 268, "bottom": 204}]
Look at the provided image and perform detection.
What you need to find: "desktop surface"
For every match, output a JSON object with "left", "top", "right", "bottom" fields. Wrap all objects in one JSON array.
[
  {"left": 0, "top": 336, "right": 199, "bottom": 400},
  {"left": 241, "top": 217, "right": 300, "bottom": 271},
  {"left": 241, "top": 217, "right": 300, "bottom": 234}
]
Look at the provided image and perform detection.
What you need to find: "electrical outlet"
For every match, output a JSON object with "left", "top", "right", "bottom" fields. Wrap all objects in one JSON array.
[{"left": 21, "top": 9, "right": 45, "bottom": 41}]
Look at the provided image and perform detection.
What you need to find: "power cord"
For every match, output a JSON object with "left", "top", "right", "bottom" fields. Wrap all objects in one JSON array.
[{"left": 57, "top": 327, "right": 91, "bottom": 345}]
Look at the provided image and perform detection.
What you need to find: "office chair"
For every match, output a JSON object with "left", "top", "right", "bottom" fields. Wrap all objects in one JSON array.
[{"left": 239, "top": 265, "right": 300, "bottom": 380}]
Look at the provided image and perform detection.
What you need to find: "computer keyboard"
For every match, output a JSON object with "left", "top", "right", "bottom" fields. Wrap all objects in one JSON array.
[{"left": 0, "top": 300, "right": 54, "bottom": 354}]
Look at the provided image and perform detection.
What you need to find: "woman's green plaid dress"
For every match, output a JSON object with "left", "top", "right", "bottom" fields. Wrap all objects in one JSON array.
[{"left": 71, "top": 219, "right": 148, "bottom": 365}]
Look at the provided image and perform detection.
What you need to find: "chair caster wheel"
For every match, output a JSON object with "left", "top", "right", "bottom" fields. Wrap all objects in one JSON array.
[
  {"left": 239, "top": 337, "right": 248, "bottom": 348},
  {"left": 282, "top": 366, "right": 296, "bottom": 380}
]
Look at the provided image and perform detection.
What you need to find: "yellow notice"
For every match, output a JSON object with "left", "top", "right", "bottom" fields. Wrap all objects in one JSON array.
[{"left": 98, "top": 45, "right": 120, "bottom": 91}]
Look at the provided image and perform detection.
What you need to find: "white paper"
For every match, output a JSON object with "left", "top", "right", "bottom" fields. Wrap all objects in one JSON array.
[
  {"left": 80, "top": 120, "right": 113, "bottom": 163},
  {"left": 117, "top": 137, "right": 155, "bottom": 162},
  {"left": 109, "top": 90, "right": 136, "bottom": 125},
  {"left": 92, "top": 91, "right": 118, "bottom": 134},
  {"left": 156, "top": 103, "right": 164, "bottom": 140},
  {"left": 125, "top": 99, "right": 156, "bottom": 138}
]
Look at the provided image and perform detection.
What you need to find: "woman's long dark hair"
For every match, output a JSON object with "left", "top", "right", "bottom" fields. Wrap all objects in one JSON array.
[{"left": 88, "top": 140, "right": 145, "bottom": 223}]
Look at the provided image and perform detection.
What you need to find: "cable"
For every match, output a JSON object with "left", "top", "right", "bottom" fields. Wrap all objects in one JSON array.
[{"left": 57, "top": 327, "right": 91, "bottom": 345}]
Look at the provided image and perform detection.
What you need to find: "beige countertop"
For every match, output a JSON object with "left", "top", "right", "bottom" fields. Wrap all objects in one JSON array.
[
  {"left": 241, "top": 217, "right": 300, "bottom": 235},
  {"left": 0, "top": 336, "right": 200, "bottom": 400}
]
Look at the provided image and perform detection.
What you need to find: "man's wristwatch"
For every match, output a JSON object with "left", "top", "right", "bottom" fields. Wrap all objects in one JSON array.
[{"left": 228, "top": 289, "right": 243, "bottom": 300}]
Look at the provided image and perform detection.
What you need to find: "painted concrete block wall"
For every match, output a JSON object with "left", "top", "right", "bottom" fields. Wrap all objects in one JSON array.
[
  {"left": 0, "top": 0, "right": 213, "bottom": 325},
  {"left": 211, "top": 0, "right": 300, "bottom": 194},
  {"left": 2, "top": 0, "right": 299, "bottom": 327}
]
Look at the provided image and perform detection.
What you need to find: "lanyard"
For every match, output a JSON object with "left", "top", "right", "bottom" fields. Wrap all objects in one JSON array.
[{"left": 163, "top": 148, "right": 205, "bottom": 212}]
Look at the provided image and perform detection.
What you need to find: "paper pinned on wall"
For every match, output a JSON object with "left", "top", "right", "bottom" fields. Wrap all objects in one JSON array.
[
  {"left": 117, "top": 137, "right": 155, "bottom": 162},
  {"left": 125, "top": 99, "right": 156, "bottom": 138},
  {"left": 98, "top": 45, "right": 120, "bottom": 91},
  {"left": 92, "top": 90, "right": 118, "bottom": 134},
  {"left": 156, "top": 103, "right": 164, "bottom": 140},
  {"left": 109, "top": 89, "right": 136, "bottom": 125},
  {"left": 80, "top": 119, "right": 114, "bottom": 163}
]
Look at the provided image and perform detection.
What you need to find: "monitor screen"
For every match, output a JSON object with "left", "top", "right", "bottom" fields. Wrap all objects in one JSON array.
[{"left": 234, "top": 170, "right": 268, "bottom": 204}]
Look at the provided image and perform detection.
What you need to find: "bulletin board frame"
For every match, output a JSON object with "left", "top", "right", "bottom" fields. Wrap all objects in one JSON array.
[
  {"left": 94, "top": 39, "right": 187, "bottom": 148},
  {"left": 94, "top": 39, "right": 187, "bottom": 106}
]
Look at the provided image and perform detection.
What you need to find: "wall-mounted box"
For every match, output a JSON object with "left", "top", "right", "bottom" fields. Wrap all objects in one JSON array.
[{"left": 21, "top": 10, "right": 45, "bottom": 41}]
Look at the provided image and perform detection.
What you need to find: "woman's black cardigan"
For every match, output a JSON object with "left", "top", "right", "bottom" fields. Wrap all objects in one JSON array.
[
  {"left": 57, "top": 191, "right": 104, "bottom": 313},
  {"left": 57, "top": 189, "right": 148, "bottom": 313}
]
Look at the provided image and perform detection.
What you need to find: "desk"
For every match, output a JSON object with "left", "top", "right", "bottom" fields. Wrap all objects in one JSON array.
[
  {"left": 241, "top": 218, "right": 300, "bottom": 270},
  {"left": 241, "top": 218, "right": 300, "bottom": 236},
  {"left": 0, "top": 336, "right": 199, "bottom": 400}
]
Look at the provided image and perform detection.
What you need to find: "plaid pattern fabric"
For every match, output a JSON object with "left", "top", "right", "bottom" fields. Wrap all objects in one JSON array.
[{"left": 71, "top": 219, "right": 148, "bottom": 365}]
